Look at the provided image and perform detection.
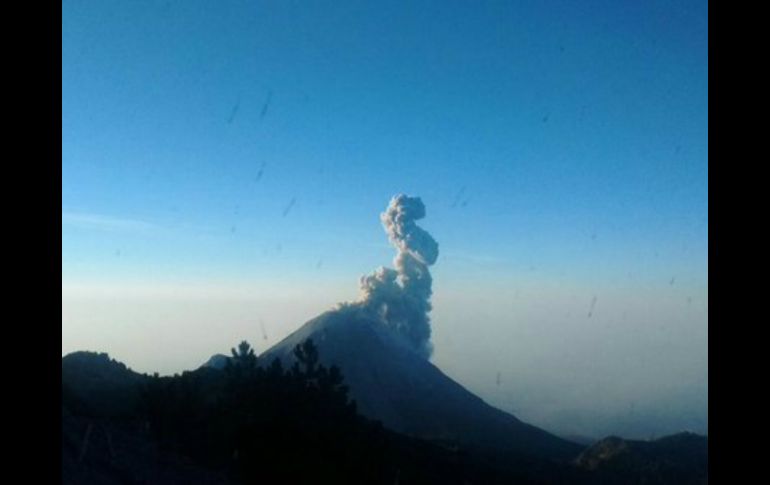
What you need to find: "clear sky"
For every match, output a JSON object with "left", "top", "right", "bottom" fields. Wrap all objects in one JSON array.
[{"left": 62, "top": 0, "right": 708, "bottom": 440}]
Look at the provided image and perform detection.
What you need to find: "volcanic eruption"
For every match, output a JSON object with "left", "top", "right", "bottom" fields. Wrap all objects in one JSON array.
[{"left": 357, "top": 194, "right": 439, "bottom": 358}]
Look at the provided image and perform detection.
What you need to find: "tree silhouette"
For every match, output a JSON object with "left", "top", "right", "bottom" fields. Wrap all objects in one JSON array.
[
  {"left": 293, "top": 338, "right": 319, "bottom": 378},
  {"left": 231, "top": 340, "right": 257, "bottom": 367}
]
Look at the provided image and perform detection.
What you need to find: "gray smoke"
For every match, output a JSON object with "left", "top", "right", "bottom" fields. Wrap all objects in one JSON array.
[{"left": 358, "top": 194, "right": 439, "bottom": 358}]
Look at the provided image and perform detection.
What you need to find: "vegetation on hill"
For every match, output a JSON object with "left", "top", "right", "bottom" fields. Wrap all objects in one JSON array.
[
  {"left": 62, "top": 340, "right": 707, "bottom": 485},
  {"left": 64, "top": 340, "right": 549, "bottom": 484}
]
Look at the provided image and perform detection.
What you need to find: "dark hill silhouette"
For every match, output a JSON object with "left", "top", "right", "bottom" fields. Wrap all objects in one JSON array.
[
  {"left": 63, "top": 345, "right": 554, "bottom": 484},
  {"left": 62, "top": 351, "right": 148, "bottom": 418},
  {"left": 62, "top": 345, "right": 707, "bottom": 484},
  {"left": 62, "top": 352, "right": 233, "bottom": 484}
]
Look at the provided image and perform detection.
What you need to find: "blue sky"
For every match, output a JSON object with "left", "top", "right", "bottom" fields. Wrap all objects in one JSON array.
[{"left": 63, "top": 0, "right": 707, "bottom": 439}]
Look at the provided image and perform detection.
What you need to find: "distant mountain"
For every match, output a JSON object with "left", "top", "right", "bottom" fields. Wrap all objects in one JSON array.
[
  {"left": 574, "top": 432, "right": 708, "bottom": 484},
  {"left": 259, "top": 307, "right": 583, "bottom": 462},
  {"left": 201, "top": 353, "right": 231, "bottom": 370}
]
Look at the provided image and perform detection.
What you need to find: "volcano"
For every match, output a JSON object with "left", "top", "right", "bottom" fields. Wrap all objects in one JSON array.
[
  {"left": 259, "top": 305, "right": 583, "bottom": 462},
  {"left": 261, "top": 194, "right": 582, "bottom": 464}
]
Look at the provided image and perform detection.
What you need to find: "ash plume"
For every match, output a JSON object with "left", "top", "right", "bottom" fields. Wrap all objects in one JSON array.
[{"left": 358, "top": 194, "right": 439, "bottom": 358}]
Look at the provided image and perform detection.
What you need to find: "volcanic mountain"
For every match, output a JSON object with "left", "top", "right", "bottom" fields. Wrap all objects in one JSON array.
[
  {"left": 260, "top": 194, "right": 583, "bottom": 464},
  {"left": 259, "top": 305, "right": 583, "bottom": 462}
]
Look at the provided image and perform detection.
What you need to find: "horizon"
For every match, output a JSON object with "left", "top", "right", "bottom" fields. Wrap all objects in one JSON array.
[{"left": 63, "top": 0, "right": 707, "bottom": 441}]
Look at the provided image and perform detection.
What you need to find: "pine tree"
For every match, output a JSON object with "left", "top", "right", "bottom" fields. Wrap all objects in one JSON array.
[{"left": 293, "top": 338, "right": 319, "bottom": 378}]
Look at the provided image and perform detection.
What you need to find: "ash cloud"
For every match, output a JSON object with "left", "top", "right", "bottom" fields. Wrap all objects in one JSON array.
[{"left": 357, "top": 194, "right": 439, "bottom": 358}]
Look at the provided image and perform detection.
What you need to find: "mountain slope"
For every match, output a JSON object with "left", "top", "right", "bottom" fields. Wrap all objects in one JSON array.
[{"left": 260, "top": 307, "right": 583, "bottom": 462}]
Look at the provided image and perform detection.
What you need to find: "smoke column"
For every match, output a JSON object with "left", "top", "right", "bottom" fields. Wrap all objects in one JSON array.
[{"left": 359, "top": 194, "right": 439, "bottom": 358}]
